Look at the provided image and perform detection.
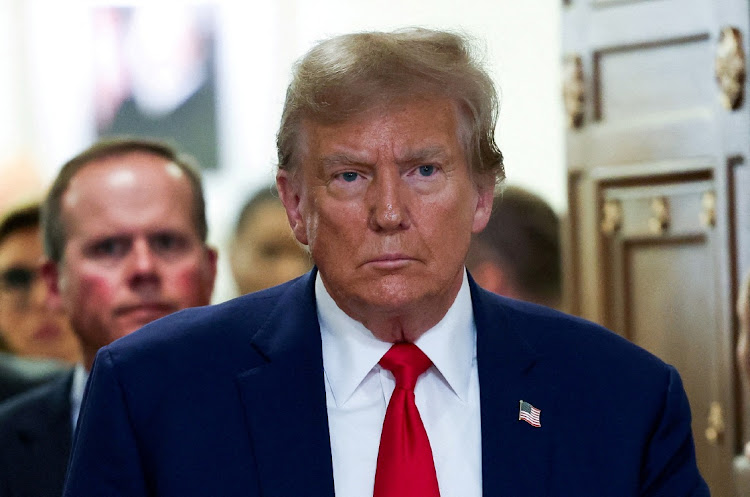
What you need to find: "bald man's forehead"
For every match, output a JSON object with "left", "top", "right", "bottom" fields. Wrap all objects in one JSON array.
[
  {"left": 60, "top": 154, "right": 195, "bottom": 234},
  {"left": 65, "top": 153, "right": 185, "bottom": 199}
]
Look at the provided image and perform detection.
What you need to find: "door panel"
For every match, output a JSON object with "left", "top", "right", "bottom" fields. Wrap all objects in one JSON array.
[
  {"left": 596, "top": 36, "right": 712, "bottom": 122},
  {"left": 624, "top": 235, "right": 723, "bottom": 485},
  {"left": 563, "top": 0, "right": 748, "bottom": 493},
  {"left": 597, "top": 171, "right": 731, "bottom": 494}
]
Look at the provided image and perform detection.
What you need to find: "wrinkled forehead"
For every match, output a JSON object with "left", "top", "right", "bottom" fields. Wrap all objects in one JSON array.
[{"left": 293, "top": 96, "right": 472, "bottom": 168}]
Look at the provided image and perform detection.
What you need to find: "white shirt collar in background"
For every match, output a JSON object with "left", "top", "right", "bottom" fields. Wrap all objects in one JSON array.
[{"left": 70, "top": 363, "right": 88, "bottom": 433}]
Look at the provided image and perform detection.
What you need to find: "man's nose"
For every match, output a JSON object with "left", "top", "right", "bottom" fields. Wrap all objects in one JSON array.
[
  {"left": 128, "top": 239, "right": 160, "bottom": 285},
  {"left": 368, "top": 166, "right": 411, "bottom": 232}
]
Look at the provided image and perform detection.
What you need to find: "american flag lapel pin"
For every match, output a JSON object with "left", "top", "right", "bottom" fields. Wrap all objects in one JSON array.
[{"left": 519, "top": 400, "right": 541, "bottom": 427}]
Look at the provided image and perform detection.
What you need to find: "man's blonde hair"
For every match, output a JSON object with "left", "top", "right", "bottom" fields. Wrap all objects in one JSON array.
[{"left": 276, "top": 28, "right": 504, "bottom": 187}]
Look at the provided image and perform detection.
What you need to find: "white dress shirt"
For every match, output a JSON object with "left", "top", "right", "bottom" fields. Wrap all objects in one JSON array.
[
  {"left": 70, "top": 363, "right": 88, "bottom": 432},
  {"left": 318, "top": 270, "right": 482, "bottom": 497}
]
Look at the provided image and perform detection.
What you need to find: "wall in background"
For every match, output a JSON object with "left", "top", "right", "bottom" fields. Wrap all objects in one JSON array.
[{"left": 0, "top": 0, "right": 563, "bottom": 302}]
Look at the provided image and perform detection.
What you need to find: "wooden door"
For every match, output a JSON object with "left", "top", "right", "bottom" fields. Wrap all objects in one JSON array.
[
  {"left": 562, "top": 0, "right": 750, "bottom": 495},
  {"left": 600, "top": 165, "right": 726, "bottom": 489}
]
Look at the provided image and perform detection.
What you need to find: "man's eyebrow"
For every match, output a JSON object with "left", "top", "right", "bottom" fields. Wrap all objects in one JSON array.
[
  {"left": 85, "top": 234, "right": 132, "bottom": 244},
  {"left": 396, "top": 146, "right": 450, "bottom": 164},
  {"left": 318, "top": 146, "right": 451, "bottom": 167},
  {"left": 319, "top": 153, "right": 371, "bottom": 168}
]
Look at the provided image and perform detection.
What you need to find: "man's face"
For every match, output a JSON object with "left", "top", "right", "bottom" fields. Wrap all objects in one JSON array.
[
  {"left": 44, "top": 152, "right": 217, "bottom": 367},
  {"left": 278, "top": 97, "right": 493, "bottom": 338},
  {"left": 0, "top": 226, "right": 80, "bottom": 363},
  {"left": 230, "top": 199, "right": 311, "bottom": 295}
]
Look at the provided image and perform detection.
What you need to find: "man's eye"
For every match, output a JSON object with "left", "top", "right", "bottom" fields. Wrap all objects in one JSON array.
[
  {"left": 151, "top": 234, "right": 187, "bottom": 253},
  {"left": 0, "top": 267, "right": 36, "bottom": 291},
  {"left": 418, "top": 165, "right": 436, "bottom": 177},
  {"left": 90, "top": 239, "right": 129, "bottom": 258},
  {"left": 339, "top": 172, "right": 359, "bottom": 182}
]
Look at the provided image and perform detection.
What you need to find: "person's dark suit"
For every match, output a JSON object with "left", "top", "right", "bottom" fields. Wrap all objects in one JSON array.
[
  {"left": 64, "top": 270, "right": 708, "bottom": 496},
  {"left": 0, "top": 371, "right": 73, "bottom": 496}
]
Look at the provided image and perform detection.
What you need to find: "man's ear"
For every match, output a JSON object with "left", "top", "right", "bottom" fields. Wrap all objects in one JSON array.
[
  {"left": 40, "top": 259, "right": 63, "bottom": 311},
  {"left": 472, "top": 180, "right": 495, "bottom": 234},
  {"left": 204, "top": 246, "right": 219, "bottom": 292},
  {"left": 276, "top": 171, "right": 309, "bottom": 246}
]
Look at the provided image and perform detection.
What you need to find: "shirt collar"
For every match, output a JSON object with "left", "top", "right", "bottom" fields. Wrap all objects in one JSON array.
[
  {"left": 70, "top": 363, "right": 89, "bottom": 432},
  {"left": 318, "top": 270, "right": 476, "bottom": 407}
]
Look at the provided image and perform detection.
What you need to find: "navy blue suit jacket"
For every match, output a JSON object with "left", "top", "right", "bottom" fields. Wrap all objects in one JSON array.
[
  {"left": 64, "top": 271, "right": 709, "bottom": 496},
  {"left": 0, "top": 371, "right": 73, "bottom": 497}
]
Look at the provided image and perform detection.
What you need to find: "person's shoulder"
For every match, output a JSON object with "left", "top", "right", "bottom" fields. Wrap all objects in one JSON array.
[
  {"left": 0, "top": 353, "right": 67, "bottom": 402},
  {"left": 476, "top": 287, "right": 668, "bottom": 373},
  {"left": 101, "top": 274, "right": 312, "bottom": 373},
  {"left": 0, "top": 371, "right": 73, "bottom": 434},
  {"left": 476, "top": 289, "right": 683, "bottom": 433},
  {"left": 84, "top": 274, "right": 315, "bottom": 415}
]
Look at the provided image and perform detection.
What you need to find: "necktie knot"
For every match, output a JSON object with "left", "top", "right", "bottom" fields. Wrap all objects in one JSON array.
[{"left": 379, "top": 343, "right": 432, "bottom": 391}]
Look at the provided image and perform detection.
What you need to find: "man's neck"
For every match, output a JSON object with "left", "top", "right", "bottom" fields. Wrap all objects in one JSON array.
[
  {"left": 321, "top": 270, "right": 466, "bottom": 343},
  {"left": 355, "top": 312, "right": 446, "bottom": 343}
]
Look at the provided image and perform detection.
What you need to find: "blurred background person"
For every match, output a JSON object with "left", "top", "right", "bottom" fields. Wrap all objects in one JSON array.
[
  {"left": 465, "top": 185, "right": 561, "bottom": 309},
  {"left": 0, "top": 201, "right": 81, "bottom": 364},
  {"left": 0, "top": 138, "right": 217, "bottom": 497},
  {"left": 229, "top": 185, "right": 311, "bottom": 295}
]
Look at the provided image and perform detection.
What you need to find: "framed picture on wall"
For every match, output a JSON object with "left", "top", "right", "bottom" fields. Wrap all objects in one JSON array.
[{"left": 92, "top": 5, "right": 220, "bottom": 170}]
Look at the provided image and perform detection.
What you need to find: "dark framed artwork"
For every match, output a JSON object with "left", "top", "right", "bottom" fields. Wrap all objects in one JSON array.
[{"left": 92, "top": 5, "right": 219, "bottom": 170}]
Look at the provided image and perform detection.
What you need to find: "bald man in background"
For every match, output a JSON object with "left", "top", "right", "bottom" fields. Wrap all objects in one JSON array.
[{"left": 0, "top": 138, "right": 217, "bottom": 496}]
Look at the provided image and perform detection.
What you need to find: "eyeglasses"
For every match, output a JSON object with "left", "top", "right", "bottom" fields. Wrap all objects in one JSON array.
[{"left": 0, "top": 266, "right": 40, "bottom": 306}]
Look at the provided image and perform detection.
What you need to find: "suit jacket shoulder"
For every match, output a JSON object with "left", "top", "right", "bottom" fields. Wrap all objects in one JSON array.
[
  {"left": 65, "top": 272, "right": 708, "bottom": 497},
  {"left": 66, "top": 271, "right": 335, "bottom": 497},
  {"left": 0, "top": 371, "right": 74, "bottom": 497},
  {"left": 100, "top": 272, "right": 314, "bottom": 389},
  {"left": 474, "top": 286, "right": 668, "bottom": 373},
  {"left": 470, "top": 282, "right": 709, "bottom": 496}
]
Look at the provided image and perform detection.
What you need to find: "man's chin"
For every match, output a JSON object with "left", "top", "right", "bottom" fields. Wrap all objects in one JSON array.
[
  {"left": 115, "top": 311, "right": 172, "bottom": 337},
  {"left": 353, "top": 279, "right": 430, "bottom": 311}
]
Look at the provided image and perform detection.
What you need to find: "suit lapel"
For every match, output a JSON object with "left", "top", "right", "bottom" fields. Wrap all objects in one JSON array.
[
  {"left": 235, "top": 271, "right": 335, "bottom": 497},
  {"left": 471, "top": 279, "right": 552, "bottom": 496}
]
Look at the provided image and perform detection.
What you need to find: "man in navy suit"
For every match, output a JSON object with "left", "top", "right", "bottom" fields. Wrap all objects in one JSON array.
[
  {"left": 0, "top": 138, "right": 217, "bottom": 496},
  {"left": 64, "top": 29, "right": 709, "bottom": 496}
]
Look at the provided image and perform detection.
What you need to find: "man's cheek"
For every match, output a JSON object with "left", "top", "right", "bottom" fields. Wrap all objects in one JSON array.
[
  {"left": 77, "top": 274, "right": 117, "bottom": 311},
  {"left": 173, "top": 265, "right": 210, "bottom": 304}
]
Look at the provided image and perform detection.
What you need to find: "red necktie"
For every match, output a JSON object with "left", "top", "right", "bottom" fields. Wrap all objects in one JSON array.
[{"left": 374, "top": 343, "right": 440, "bottom": 497}]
